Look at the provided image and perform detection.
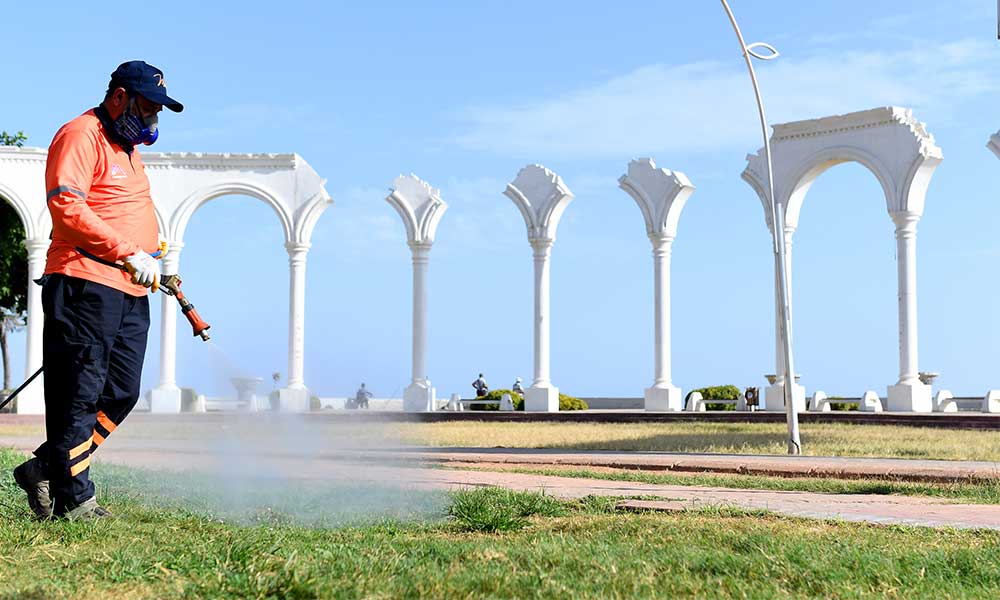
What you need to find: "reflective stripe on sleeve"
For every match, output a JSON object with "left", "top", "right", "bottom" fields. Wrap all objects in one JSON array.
[{"left": 46, "top": 185, "right": 87, "bottom": 200}]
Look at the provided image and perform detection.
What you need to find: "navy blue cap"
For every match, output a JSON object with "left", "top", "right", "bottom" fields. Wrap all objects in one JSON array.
[{"left": 109, "top": 60, "right": 183, "bottom": 112}]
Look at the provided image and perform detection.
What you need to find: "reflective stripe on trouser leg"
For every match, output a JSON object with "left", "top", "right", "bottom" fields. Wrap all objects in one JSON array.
[{"left": 89, "top": 294, "right": 149, "bottom": 454}]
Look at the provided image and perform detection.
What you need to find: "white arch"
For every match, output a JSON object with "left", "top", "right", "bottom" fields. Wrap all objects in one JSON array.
[
  {"left": 0, "top": 147, "right": 332, "bottom": 414},
  {"left": 169, "top": 180, "right": 294, "bottom": 244},
  {"left": 0, "top": 182, "right": 36, "bottom": 240},
  {"left": 0, "top": 147, "right": 50, "bottom": 413},
  {"left": 782, "top": 146, "right": 896, "bottom": 231},
  {"left": 742, "top": 106, "right": 943, "bottom": 413}
]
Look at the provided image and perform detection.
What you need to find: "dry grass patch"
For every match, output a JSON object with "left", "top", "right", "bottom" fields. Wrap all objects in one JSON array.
[{"left": 394, "top": 421, "right": 1000, "bottom": 461}]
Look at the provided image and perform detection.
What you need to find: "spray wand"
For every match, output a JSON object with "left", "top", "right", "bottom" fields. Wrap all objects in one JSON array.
[
  {"left": 158, "top": 274, "right": 211, "bottom": 341},
  {"left": 0, "top": 250, "right": 211, "bottom": 412}
]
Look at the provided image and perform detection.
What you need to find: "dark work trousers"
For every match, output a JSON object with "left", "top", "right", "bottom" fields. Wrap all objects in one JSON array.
[{"left": 33, "top": 274, "right": 149, "bottom": 513}]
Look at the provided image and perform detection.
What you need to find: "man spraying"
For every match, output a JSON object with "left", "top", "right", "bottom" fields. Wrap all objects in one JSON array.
[
  {"left": 354, "top": 383, "right": 373, "bottom": 409},
  {"left": 13, "top": 61, "right": 183, "bottom": 520}
]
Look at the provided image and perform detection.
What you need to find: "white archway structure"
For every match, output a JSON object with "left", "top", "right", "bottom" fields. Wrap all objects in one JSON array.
[
  {"left": 505, "top": 165, "right": 575, "bottom": 412},
  {"left": 0, "top": 147, "right": 331, "bottom": 414},
  {"left": 618, "top": 158, "right": 695, "bottom": 411},
  {"left": 386, "top": 174, "right": 447, "bottom": 412},
  {"left": 742, "top": 106, "right": 943, "bottom": 412}
]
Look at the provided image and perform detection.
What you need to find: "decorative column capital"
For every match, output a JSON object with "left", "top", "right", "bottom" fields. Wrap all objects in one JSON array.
[
  {"left": 619, "top": 158, "right": 694, "bottom": 239},
  {"left": 23, "top": 238, "right": 49, "bottom": 257},
  {"left": 285, "top": 241, "right": 311, "bottom": 256},
  {"left": 648, "top": 233, "right": 675, "bottom": 255},
  {"left": 285, "top": 242, "right": 311, "bottom": 269},
  {"left": 891, "top": 211, "right": 921, "bottom": 237},
  {"left": 164, "top": 239, "right": 185, "bottom": 253},
  {"left": 387, "top": 174, "right": 448, "bottom": 246},
  {"left": 505, "top": 164, "right": 575, "bottom": 243},
  {"left": 529, "top": 237, "right": 554, "bottom": 256},
  {"left": 409, "top": 241, "right": 432, "bottom": 262}
]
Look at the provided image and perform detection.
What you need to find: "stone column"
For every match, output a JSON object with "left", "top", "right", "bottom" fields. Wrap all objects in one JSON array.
[
  {"left": 617, "top": 159, "right": 694, "bottom": 411},
  {"left": 277, "top": 241, "right": 310, "bottom": 411},
  {"left": 645, "top": 234, "right": 682, "bottom": 410},
  {"left": 887, "top": 211, "right": 931, "bottom": 411},
  {"left": 150, "top": 241, "right": 183, "bottom": 413},
  {"left": 522, "top": 237, "right": 560, "bottom": 411},
  {"left": 504, "top": 164, "right": 574, "bottom": 412},
  {"left": 530, "top": 238, "right": 555, "bottom": 392},
  {"left": 17, "top": 238, "right": 48, "bottom": 414},
  {"left": 403, "top": 242, "right": 435, "bottom": 410},
  {"left": 765, "top": 227, "right": 805, "bottom": 412},
  {"left": 385, "top": 175, "right": 446, "bottom": 412}
]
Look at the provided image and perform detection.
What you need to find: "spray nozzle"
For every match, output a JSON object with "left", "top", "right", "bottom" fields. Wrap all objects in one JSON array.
[{"left": 159, "top": 274, "right": 212, "bottom": 341}]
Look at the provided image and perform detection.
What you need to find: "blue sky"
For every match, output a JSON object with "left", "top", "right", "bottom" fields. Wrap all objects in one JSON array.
[{"left": 3, "top": 1, "right": 1000, "bottom": 399}]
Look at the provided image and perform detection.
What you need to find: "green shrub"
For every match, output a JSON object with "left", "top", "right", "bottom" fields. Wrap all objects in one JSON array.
[
  {"left": 829, "top": 402, "right": 859, "bottom": 411},
  {"left": 467, "top": 389, "right": 513, "bottom": 411},
  {"left": 686, "top": 385, "right": 740, "bottom": 411},
  {"left": 558, "top": 394, "right": 588, "bottom": 411},
  {"left": 690, "top": 385, "right": 741, "bottom": 400},
  {"left": 467, "top": 389, "right": 588, "bottom": 411}
]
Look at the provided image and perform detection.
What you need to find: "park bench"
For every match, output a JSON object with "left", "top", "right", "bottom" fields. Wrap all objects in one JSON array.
[
  {"left": 443, "top": 393, "right": 516, "bottom": 411},
  {"left": 809, "top": 391, "right": 882, "bottom": 412},
  {"left": 685, "top": 392, "right": 748, "bottom": 412}
]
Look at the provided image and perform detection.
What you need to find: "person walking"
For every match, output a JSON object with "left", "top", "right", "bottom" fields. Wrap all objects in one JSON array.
[{"left": 13, "top": 61, "right": 183, "bottom": 520}]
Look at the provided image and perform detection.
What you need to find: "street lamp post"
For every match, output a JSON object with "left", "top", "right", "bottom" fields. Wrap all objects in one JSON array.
[{"left": 720, "top": 0, "right": 801, "bottom": 454}]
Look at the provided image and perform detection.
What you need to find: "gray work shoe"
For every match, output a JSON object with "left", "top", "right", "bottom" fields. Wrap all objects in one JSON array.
[
  {"left": 62, "top": 496, "right": 114, "bottom": 521},
  {"left": 13, "top": 457, "right": 53, "bottom": 519}
]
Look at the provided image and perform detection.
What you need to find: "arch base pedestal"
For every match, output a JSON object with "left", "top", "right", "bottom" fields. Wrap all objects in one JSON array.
[
  {"left": 645, "top": 385, "right": 683, "bottom": 412},
  {"left": 277, "top": 387, "right": 310, "bottom": 412},
  {"left": 150, "top": 386, "right": 182, "bottom": 413},
  {"left": 886, "top": 383, "right": 932, "bottom": 413},
  {"left": 525, "top": 385, "right": 559, "bottom": 412},
  {"left": 765, "top": 383, "right": 806, "bottom": 412},
  {"left": 404, "top": 381, "right": 436, "bottom": 412}
]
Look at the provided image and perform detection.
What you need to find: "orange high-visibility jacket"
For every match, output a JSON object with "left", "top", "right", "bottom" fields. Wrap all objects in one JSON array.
[{"left": 44, "top": 109, "right": 159, "bottom": 296}]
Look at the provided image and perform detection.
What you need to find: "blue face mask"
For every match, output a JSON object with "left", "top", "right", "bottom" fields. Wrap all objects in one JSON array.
[{"left": 113, "top": 96, "right": 159, "bottom": 146}]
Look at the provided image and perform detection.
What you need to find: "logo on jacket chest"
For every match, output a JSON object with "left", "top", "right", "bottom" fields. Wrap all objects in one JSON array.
[{"left": 110, "top": 163, "right": 128, "bottom": 180}]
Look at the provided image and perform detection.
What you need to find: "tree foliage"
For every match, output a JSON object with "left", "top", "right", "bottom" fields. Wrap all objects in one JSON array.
[
  {"left": 0, "top": 131, "right": 27, "bottom": 147},
  {"left": 0, "top": 131, "right": 28, "bottom": 314},
  {"left": 0, "top": 130, "right": 28, "bottom": 393}
]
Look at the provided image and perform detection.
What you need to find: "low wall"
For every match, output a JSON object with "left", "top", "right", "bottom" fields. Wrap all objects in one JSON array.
[{"left": 579, "top": 397, "right": 644, "bottom": 410}]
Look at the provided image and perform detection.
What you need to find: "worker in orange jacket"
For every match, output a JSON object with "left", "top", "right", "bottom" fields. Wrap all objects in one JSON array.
[{"left": 13, "top": 61, "right": 183, "bottom": 520}]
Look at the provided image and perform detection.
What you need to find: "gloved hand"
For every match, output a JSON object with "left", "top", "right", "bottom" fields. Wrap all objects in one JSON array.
[{"left": 124, "top": 251, "right": 160, "bottom": 292}]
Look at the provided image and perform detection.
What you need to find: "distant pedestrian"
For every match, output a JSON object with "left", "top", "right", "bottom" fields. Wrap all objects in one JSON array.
[
  {"left": 472, "top": 373, "right": 489, "bottom": 398},
  {"left": 353, "top": 383, "right": 373, "bottom": 409}
]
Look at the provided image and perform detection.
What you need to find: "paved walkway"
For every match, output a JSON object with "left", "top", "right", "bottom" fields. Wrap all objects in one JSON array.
[
  {"left": 3, "top": 429, "right": 1000, "bottom": 530},
  {"left": 388, "top": 447, "right": 1000, "bottom": 483}
]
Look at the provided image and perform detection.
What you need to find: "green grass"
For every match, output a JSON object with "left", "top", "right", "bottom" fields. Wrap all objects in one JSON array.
[
  {"left": 454, "top": 464, "right": 1000, "bottom": 504},
  {"left": 449, "top": 487, "right": 565, "bottom": 532},
  {"left": 3, "top": 449, "right": 1000, "bottom": 598}
]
